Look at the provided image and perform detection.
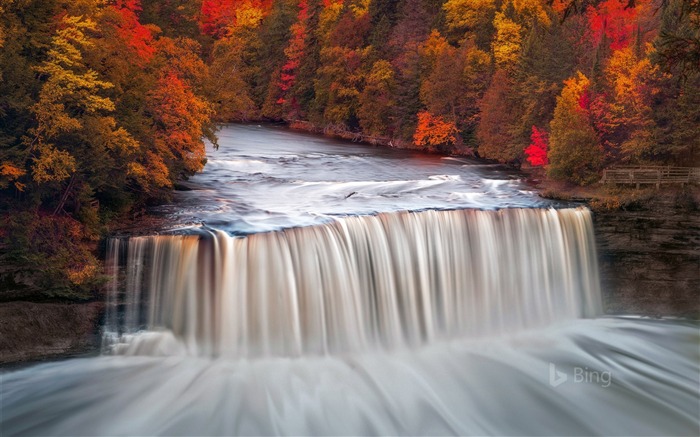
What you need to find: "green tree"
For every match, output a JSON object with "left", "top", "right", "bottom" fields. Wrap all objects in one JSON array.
[
  {"left": 476, "top": 70, "right": 521, "bottom": 163},
  {"left": 358, "top": 59, "right": 395, "bottom": 136},
  {"left": 313, "top": 45, "right": 369, "bottom": 127},
  {"left": 548, "top": 72, "right": 603, "bottom": 184},
  {"left": 655, "top": 0, "right": 700, "bottom": 78},
  {"left": 420, "top": 39, "right": 491, "bottom": 150},
  {"left": 206, "top": 13, "right": 261, "bottom": 121}
]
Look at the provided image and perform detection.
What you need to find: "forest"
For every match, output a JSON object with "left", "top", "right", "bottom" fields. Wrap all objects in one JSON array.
[{"left": 0, "top": 0, "right": 698, "bottom": 298}]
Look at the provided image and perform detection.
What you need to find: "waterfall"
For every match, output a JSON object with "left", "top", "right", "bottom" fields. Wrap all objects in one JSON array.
[{"left": 103, "top": 207, "right": 602, "bottom": 358}]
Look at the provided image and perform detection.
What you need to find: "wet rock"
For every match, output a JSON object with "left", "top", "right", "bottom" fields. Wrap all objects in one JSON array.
[
  {"left": 0, "top": 301, "right": 102, "bottom": 365},
  {"left": 593, "top": 193, "right": 700, "bottom": 318}
]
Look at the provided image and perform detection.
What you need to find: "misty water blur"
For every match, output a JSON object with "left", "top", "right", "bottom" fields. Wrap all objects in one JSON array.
[
  {"left": 102, "top": 208, "right": 602, "bottom": 358},
  {"left": 3, "top": 318, "right": 698, "bottom": 436},
  {"left": 1, "top": 125, "right": 697, "bottom": 436}
]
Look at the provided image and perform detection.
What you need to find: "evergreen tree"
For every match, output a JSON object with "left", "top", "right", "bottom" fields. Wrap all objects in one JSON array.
[{"left": 548, "top": 72, "right": 603, "bottom": 184}]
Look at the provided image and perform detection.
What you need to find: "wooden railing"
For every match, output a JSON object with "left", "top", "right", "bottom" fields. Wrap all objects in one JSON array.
[{"left": 600, "top": 166, "right": 700, "bottom": 188}]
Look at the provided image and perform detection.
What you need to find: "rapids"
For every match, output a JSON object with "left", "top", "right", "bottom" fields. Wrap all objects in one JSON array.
[
  {"left": 154, "top": 124, "right": 555, "bottom": 233},
  {"left": 2, "top": 319, "right": 698, "bottom": 436},
  {"left": 1, "top": 125, "right": 697, "bottom": 436}
]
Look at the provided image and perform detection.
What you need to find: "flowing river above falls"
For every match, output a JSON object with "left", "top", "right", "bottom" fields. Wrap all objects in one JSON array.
[
  {"left": 1, "top": 125, "right": 698, "bottom": 436},
  {"left": 154, "top": 124, "right": 555, "bottom": 233}
]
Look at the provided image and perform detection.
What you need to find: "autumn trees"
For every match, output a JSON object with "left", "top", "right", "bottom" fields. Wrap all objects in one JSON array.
[
  {"left": 414, "top": 111, "right": 458, "bottom": 151},
  {"left": 197, "top": 0, "right": 696, "bottom": 180},
  {"left": 1, "top": 0, "right": 698, "bottom": 296},
  {"left": 0, "top": 0, "right": 214, "bottom": 296},
  {"left": 29, "top": 15, "right": 101, "bottom": 186},
  {"left": 548, "top": 72, "right": 603, "bottom": 183},
  {"left": 358, "top": 60, "right": 395, "bottom": 136},
  {"left": 3, "top": 0, "right": 694, "bottom": 197},
  {"left": 229, "top": 1, "right": 698, "bottom": 180}
]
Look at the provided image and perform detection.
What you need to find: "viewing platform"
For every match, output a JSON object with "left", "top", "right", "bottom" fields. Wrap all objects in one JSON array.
[{"left": 600, "top": 166, "right": 700, "bottom": 188}]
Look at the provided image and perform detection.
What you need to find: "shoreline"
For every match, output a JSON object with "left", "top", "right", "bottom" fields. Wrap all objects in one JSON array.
[
  {"left": 244, "top": 119, "right": 479, "bottom": 157},
  {"left": 2, "top": 124, "right": 697, "bottom": 368},
  {"left": 0, "top": 301, "right": 103, "bottom": 368}
]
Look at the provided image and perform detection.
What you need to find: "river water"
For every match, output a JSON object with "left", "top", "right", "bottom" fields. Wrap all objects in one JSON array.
[
  {"left": 155, "top": 124, "right": 553, "bottom": 233},
  {"left": 1, "top": 125, "right": 698, "bottom": 436}
]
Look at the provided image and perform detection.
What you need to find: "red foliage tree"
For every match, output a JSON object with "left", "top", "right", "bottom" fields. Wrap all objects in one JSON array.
[
  {"left": 276, "top": 0, "right": 309, "bottom": 110},
  {"left": 201, "top": 0, "right": 236, "bottom": 36},
  {"left": 587, "top": 0, "right": 639, "bottom": 51},
  {"left": 110, "top": 0, "right": 155, "bottom": 63},
  {"left": 524, "top": 126, "right": 549, "bottom": 167},
  {"left": 200, "top": 0, "right": 273, "bottom": 38}
]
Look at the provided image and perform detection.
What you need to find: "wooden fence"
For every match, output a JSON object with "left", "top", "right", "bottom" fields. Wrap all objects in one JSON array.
[{"left": 600, "top": 166, "right": 700, "bottom": 188}]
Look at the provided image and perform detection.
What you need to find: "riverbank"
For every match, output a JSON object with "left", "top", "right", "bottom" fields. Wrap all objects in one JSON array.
[
  {"left": 591, "top": 188, "right": 699, "bottom": 318},
  {"left": 286, "top": 120, "right": 470, "bottom": 153},
  {"left": 533, "top": 178, "right": 699, "bottom": 318},
  {"left": 287, "top": 120, "right": 402, "bottom": 148},
  {"left": 1, "top": 125, "right": 697, "bottom": 367},
  {"left": 0, "top": 301, "right": 102, "bottom": 367}
]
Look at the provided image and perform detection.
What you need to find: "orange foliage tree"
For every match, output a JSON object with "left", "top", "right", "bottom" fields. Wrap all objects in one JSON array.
[
  {"left": 201, "top": 0, "right": 273, "bottom": 37},
  {"left": 130, "top": 37, "right": 215, "bottom": 193},
  {"left": 110, "top": 0, "right": 155, "bottom": 63},
  {"left": 413, "top": 111, "right": 458, "bottom": 151}
]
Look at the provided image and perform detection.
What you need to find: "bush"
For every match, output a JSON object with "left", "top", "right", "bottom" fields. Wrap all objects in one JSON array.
[{"left": 2, "top": 212, "right": 103, "bottom": 300}]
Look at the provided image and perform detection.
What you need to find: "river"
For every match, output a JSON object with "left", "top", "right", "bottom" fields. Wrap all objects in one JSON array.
[
  {"left": 1, "top": 125, "right": 698, "bottom": 436},
  {"left": 154, "top": 124, "right": 554, "bottom": 233}
]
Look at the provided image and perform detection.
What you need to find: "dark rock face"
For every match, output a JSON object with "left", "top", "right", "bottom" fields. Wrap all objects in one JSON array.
[
  {"left": 0, "top": 302, "right": 102, "bottom": 365},
  {"left": 593, "top": 193, "right": 700, "bottom": 318},
  {"left": 2, "top": 192, "right": 697, "bottom": 367}
]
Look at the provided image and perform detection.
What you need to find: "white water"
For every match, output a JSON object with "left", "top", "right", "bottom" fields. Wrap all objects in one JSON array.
[
  {"left": 103, "top": 208, "right": 602, "bottom": 358},
  {"left": 2, "top": 207, "right": 698, "bottom": 436},
  {"left": 1, "top": 125, "right": 698, "bottom": 436},
  {"left": 3, "top": 318, "right": 698, "bottom": 436},
  {"left": 154, "top": 124, "right": 557, "bottom": 233}
]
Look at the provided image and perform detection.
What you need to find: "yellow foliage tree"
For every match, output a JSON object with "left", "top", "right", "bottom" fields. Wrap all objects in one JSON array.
[
  {"left": 28, "top": 15, "right": 116, "bottom": 184},
  {"left": 315, "top": 45, "right": 370, "bottom": 125},
  {"left": 358, "top": 60, "right": 396, "bottom": 136},
  {"left": 599, "top": 46, "right": 665, "bottom": 161},
  {"left": 420, "top": 30, "right": 451, "bottom": 68},
  {"left": 443, "top": 0, "right": 497, "bottom": 31},
  {"left": 234, "top": 3, "right": 265, "bottom": 30},
  {"left": 350, "top": 0, "right": 371, "bottom": 17},
  {"left": 510, "top": 0, "right": 551, "bottom": 27},
  {"left": 492, "top": 12, "right": 523, "bottom": 71},
  {"left": 548, "top": 72, "right": 603, "bottom": 184}
]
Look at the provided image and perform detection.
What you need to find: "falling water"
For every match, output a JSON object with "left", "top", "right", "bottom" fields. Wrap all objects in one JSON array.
[
  {"left": 3, "top": 125, "right": 697, "bottom": 436},
  {"left": 103, "top": 207, "right": 602, "bottom": 358},
  {"left": 3, "top": 206, "right": 698, "bottom": 436}
]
